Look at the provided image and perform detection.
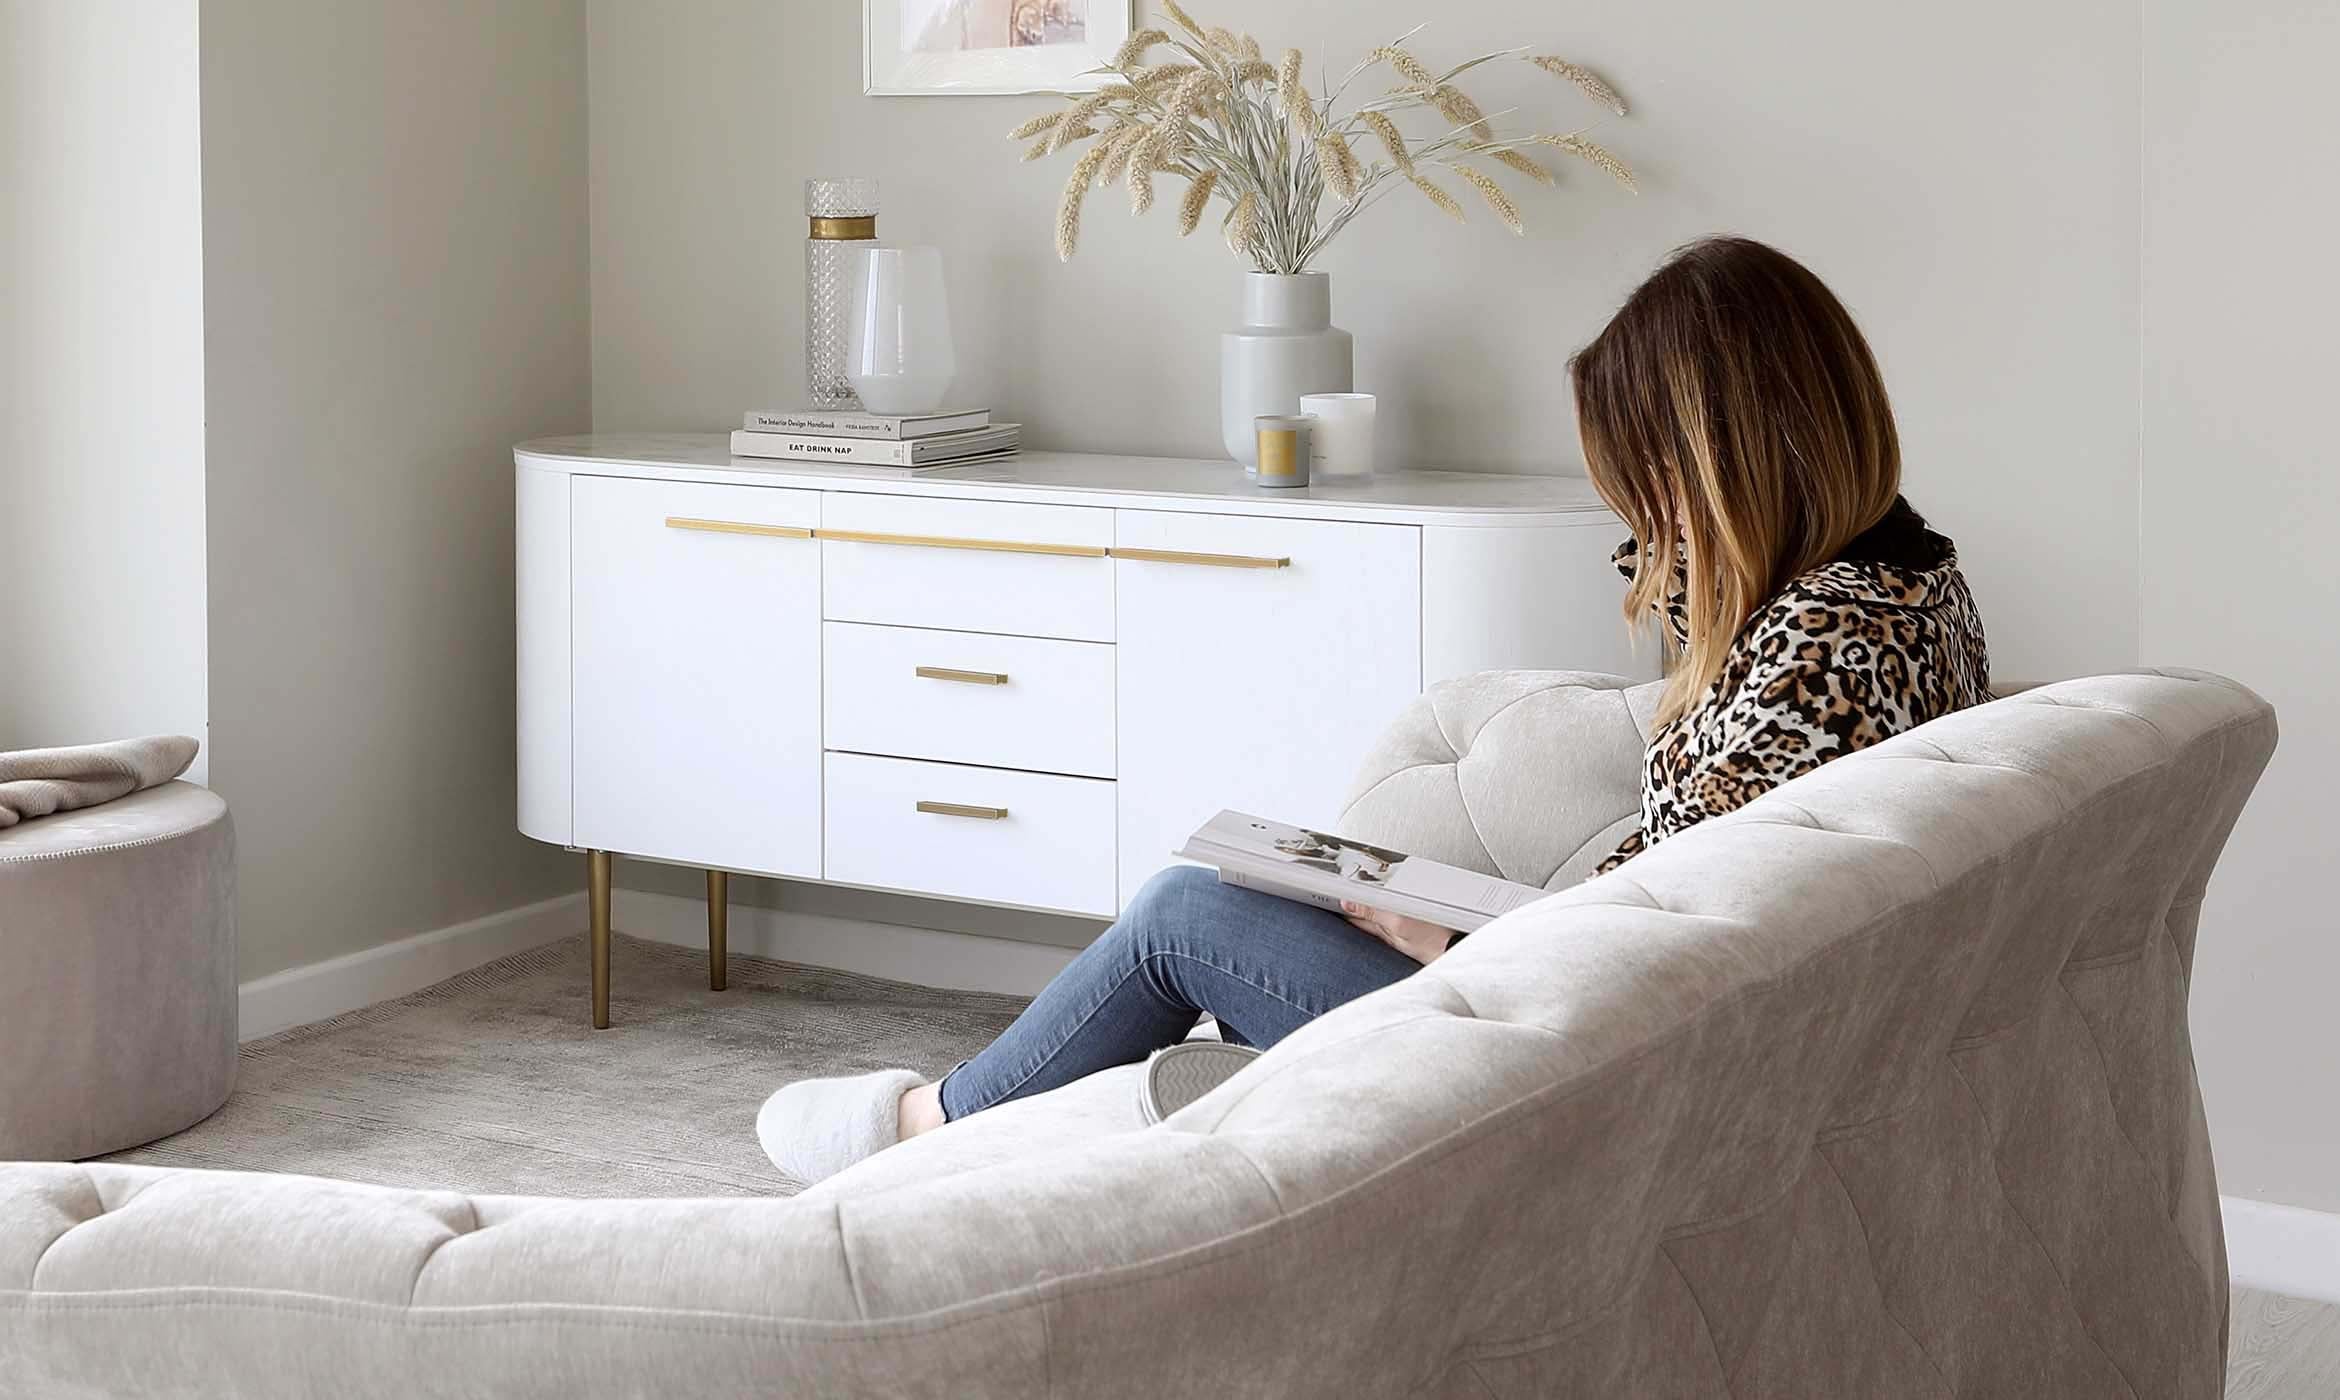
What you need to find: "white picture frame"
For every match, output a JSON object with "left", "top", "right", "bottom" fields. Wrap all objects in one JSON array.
[{"left": 866, "top": 0, "right": 1131, "bottom": 96}]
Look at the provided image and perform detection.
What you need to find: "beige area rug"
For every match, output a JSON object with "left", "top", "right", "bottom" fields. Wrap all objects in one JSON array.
[{"left": 105, "top": 933, "right": 1029, "bottom": 1197}]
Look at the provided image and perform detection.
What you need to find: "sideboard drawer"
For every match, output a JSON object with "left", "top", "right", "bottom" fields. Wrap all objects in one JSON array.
[
  {"left": 821, "top": 493, "right": 1114, "bottom": 642},
  {"left": 824, "top": 622, "right": 1115, "bottom": 778},
  {"left": 824, "top": 753, "right": 1116, "bottom": 916}
]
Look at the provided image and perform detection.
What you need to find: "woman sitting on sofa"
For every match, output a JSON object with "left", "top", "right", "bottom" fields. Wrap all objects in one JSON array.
[{"left": 761, "top": 235, "right": 1992, "bottom": 1184}]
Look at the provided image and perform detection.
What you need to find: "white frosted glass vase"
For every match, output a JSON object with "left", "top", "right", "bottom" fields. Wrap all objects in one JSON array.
[
  {"left": 1220, "top": 272, "right": 1354, "bottom": 468},
  {"left": 846, "top": 245, "right": 956, "bottom": 416}
]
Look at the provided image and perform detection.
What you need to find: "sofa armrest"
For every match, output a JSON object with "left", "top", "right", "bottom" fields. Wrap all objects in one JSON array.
[{"left": 1337, "top": 670, "right": 1660, "bottom": 891}]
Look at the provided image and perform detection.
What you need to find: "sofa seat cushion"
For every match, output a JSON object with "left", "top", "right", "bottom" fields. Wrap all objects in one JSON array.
[{"left": 799, "top": 1063, "right": 1147, "bottom": 1203}]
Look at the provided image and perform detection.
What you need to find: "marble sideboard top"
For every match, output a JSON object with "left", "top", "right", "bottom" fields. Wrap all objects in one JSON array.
[{"left": 517, "top": 434, "right": 1616, "bottom": 530}]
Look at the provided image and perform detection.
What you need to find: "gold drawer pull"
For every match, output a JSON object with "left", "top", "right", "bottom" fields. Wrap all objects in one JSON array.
[
  {"left": 666, "top": 516, "right": 814, "bottom": 540},
  {"left": 817, "top": 528, "right": 1109, "bottom": 559},
  {"left": 915, "top": 666, "right": 1010, "bottom": 686},
  {"left": 1110, "top": 547, "right": 1291, "bottom": 570},
  {"left": 916, "top": 800, "right": 1009, "bottom": 820}
]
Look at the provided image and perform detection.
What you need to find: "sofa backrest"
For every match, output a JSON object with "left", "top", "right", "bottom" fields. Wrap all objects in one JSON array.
[{"left": 818, "top": 669, "right": 2269, "bottom": 1396}]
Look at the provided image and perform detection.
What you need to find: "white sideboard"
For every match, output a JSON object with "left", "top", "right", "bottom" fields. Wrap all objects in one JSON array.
[{"left": 516, "top": 433, "right": 1642, "bottom": 1025}]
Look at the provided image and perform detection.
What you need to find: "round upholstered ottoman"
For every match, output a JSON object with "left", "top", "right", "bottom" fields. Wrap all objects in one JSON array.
[{"left": 0, "top": 781, "right": 236, "bottom": 1160}]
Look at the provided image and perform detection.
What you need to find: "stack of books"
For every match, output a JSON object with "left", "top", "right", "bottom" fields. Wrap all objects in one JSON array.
[{"left": 732, "top": 408, "right": 1020, "bottom": 472}]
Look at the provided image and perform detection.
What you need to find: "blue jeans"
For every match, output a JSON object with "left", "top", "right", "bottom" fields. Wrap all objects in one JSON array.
[{"left": 936, "top": 865, "right": 1423, "bottom": 1121}]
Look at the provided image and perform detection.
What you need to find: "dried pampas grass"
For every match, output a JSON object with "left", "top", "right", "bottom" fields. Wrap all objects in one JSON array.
[
  {"left": 1163, "top": 69, "right": 1218, "bottom": 124},
  {"left": 1113, "top": 29, "right": 1168, "bottom": 70},
  {"left": 1135, "top": 61, "right": 1197, "bottom": 89},
  {"left": 1452, "top": 164, "right": 1522, "bottom": 233},
  {"left": 1225, "top": 189, "right": 1259, "bottom": 253},
  {"left": 1484, "top": 146, "right": 1554, "bottom": 186},
  {"left": 1373, "top": 45, "right": 1438, "bottom": 87},
  {"left": 1055, "top": 159, "right": 1096, "bottom": 261},
  {"left": 1178, "top": 169, "right": 1219, "bottom": 235},
  {"left": 1316, "top": 132, "right": 1360, "bottom": 200},
  {"left": 1004, "top": 4, "right": 1638, "bottom": 270},
  {"left": 1359, "top": 110, "right": 1413, "bottom": 174},
  {"left": 1528, "top": 133, "right": 1638, "bottom": 191},
  {"left": 1007, "top": 109, "right": 1065, "bottom": 141},
  {"left": 1048, "top": 91, "right": 1118, "bottom": 153},
  {"left": 1531, "top": 56, "right": 1627, "bottom": 116},
  {"left": 1097, "top": 124, "right": 1147, "bottom": 185},
  {"left": 1410, "top": 174, "right": 1466, "bottom": 221},
  {"left": 1425, "top": 85, "right": 1494, "bottom": 142},
  {"left": 1276, "top": 50, "right": 1318, "bottom": 137}
]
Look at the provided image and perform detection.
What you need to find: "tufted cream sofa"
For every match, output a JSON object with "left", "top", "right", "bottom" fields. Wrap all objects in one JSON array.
[{"left": 0, "top": 670, "right": 2273, "bottom": 1398}]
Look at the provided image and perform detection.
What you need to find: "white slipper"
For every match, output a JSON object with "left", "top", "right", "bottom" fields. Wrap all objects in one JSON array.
[
  {"left": 1138, "top": 1041, "right": 1262, "bottom": 1125},
  {"left": 756, "top": 1069, "right": 925, "bottom": 1184}
]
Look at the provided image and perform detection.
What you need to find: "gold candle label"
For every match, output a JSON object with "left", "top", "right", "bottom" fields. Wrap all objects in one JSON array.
[{"left": 1258, "top": 429, "right": 1301, "bottom": 477}]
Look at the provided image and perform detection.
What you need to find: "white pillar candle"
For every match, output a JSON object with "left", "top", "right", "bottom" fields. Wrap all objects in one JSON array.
[{"left": 1297, "top": 393, "right": 1376, "bottom": 479}]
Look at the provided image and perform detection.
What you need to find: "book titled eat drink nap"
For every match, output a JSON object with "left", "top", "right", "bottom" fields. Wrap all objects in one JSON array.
[
  {"left": 742, "top": 407, "right": 990, "bottom": 440},
  {"left": 730, "top": 423, "right": 1021, "bottom": 468}
]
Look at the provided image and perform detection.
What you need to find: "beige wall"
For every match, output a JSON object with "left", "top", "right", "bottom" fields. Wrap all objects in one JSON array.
[
  {"left": 587, "top": 0, "right": 2144, "bottom": 685},
  {"left": 201, "top": 0, "right": 592, "bottom": 978},
  {"left": 2143, "top": 0, "right": 2340, "bottom": 1214},
  {"left": 0, "top": 0, "right": 209, "bottom": 780}
]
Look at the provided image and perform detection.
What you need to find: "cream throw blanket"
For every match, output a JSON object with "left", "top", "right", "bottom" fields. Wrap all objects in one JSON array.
[{"left": 0, "top": 736, "right": 200, "bottom": 829}]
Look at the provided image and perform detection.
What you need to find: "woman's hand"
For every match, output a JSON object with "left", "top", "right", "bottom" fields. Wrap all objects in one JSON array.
[{"left": 1340, "top": 901, "right": 1457, "bottom": 965}]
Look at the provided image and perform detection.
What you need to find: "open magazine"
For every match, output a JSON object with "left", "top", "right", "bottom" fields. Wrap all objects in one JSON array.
[{"left": 1175, "top": 811, "right": 1547, "bottom": 933}]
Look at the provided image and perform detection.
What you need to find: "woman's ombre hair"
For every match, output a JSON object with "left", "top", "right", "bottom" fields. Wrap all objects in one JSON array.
[{"left": 1571, "top": 236, "right": 1902, "bottom": 725}]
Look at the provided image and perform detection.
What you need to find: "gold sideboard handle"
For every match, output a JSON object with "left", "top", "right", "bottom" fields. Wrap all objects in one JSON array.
[
  {"left": 916, "top": 800, "right": 1009, "bottom": 820},
  {"left": 815, "top": 528, "right": 1109, "bottom": 559},
  {"left": 915, "top": 666, "right": 1010, "bottom": 686},
  {"left": 665, "top": 516, "right": 815, "bottom": 540},
  {"left": 1109, "top": 547, "right": 1292, "bottom": 570}
]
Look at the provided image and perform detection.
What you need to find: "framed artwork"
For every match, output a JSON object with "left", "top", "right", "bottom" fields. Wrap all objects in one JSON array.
[{"left": 866, "top": 0, "right": 1132, "bottom": 96}]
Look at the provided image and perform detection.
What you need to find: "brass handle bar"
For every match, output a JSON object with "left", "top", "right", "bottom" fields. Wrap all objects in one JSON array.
[
  {"left": 1109, "top": 547, "right": 1291, "bottom": 569},
  {"left": 815, "top": 528, "right": 1109, "bottom": 559},
  {"left": 805, "top": 529, "right": 1285, "bottom": 568},
  {"left": 915, "top": 666, "right": 1010, "bottom": 686},
  {"left": 666, "top": 517, "right": 815, "bottom": 539},
  {"left": 916, "top": 801, "right": 1009, "bottom": 820}
]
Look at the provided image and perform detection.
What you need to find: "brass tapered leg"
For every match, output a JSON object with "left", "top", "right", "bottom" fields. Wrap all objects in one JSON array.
[
  {"left": 587, "top": 849, "right": 612, "bottom": 1029},
  {"left": 707, "top": 869, "right": 729, "bottom": 991}
]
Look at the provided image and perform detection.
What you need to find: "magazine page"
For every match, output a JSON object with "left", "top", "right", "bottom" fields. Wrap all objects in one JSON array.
[{"left": 1176, "top": 811, "right": 1547, "bottom": 933}]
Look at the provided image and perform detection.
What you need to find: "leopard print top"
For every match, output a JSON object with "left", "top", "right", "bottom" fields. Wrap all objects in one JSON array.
[{"left": 1597, "top": 497, "right": 1991, "bottom": 873}]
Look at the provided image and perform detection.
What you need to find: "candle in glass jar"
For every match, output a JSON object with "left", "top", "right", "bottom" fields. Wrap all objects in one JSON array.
[
  {"left": 1297, "top": 393, "right": 1376, "bottom": 479},
  {"left": 1253, "top": 414, "right": 1314, "bottom": 488}
]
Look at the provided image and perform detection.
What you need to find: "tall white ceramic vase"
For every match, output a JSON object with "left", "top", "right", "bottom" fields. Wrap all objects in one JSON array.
[{"left": 1221, "top": 272, "right": 1353, "bottom": 467}]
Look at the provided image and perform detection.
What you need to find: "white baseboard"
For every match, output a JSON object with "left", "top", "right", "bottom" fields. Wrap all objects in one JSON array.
[
  {"left": 237, "top": 892, "right": 585, "bottom": 1041},
  {"left": 613, "top": 887, "right": 1077, "bottom": 997},
  {"left": 2224, "top": 1195, "right": 2340, "bottom": 1305},
  {"left": 237, "top": 887, "right": 1077, "bottom": 1043}
]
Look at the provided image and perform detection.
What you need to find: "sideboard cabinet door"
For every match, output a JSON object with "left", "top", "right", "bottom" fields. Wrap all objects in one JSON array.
[
  {"left": 571, "top": 477, "right": 822, "bottom": 876},
  {"left": 1114, "top": 512, "right": 1421, "bottom": 909}
]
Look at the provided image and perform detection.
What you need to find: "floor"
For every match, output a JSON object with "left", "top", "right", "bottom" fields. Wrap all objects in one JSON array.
[
  {"left": 2228, "top": 1287, "right": 2340, "bottom": 1399},
  {"left": 107, "top": 932, "right": 1026, "bottom": 1196}
]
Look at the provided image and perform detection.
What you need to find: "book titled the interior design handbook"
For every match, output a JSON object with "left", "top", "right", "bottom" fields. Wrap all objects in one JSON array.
[{"left": 1176, "top": 811, "right": 1547, "bottom": 933}]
